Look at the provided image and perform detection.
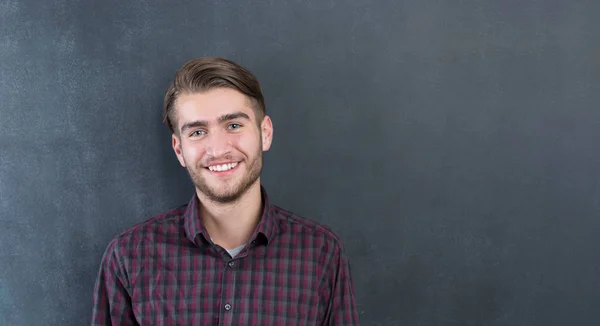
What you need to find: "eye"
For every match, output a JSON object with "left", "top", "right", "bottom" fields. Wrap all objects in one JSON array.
[
  {"left": 228, "top": 123, "right": 242, "bottom": 130},
  {"left": 190, "top": 129, "right": 206, "bottom": 137}
]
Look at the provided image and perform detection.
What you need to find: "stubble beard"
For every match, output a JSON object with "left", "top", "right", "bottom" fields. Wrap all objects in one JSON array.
[{"left": 185, "top": 146, "right": 263, "bottom": 204}]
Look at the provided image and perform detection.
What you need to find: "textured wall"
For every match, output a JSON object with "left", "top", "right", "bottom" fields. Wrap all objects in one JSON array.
[{"left": 1, "top": 1, "right": 599, "bottom": 325}]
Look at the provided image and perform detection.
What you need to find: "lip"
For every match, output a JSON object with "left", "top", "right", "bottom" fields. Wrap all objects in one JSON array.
[
  {"left": 204, "top": 161, "right": 241, "bottom": 176},
  {"left": 204, "top": 161, "right": 239, "bottom": 167}
]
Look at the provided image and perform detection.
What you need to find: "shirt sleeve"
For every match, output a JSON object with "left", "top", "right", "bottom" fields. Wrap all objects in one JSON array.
[
  {"left": 91, "top": 239, "right": 138, "bottom": 325},
  {"left": 324, "top": 243, "right": 360, "bottom": 325}
]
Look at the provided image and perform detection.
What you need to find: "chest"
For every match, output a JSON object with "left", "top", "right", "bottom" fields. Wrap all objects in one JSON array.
[{"left": 127, "top": 243, "right": 328, "bottom": 325}]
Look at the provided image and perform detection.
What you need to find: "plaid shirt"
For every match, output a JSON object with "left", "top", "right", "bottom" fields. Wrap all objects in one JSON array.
[{"left": 91, "top": 187, "right": 359, "bottom": 325}]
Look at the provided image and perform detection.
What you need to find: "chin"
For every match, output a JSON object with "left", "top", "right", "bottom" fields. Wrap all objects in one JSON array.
[{"left": 204, "top": 189, "right": 245, "bottom": 203}]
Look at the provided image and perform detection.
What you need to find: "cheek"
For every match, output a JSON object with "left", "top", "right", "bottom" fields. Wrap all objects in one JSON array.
[
  {"left": 234, "top": 133, "right": 260, "bottom": 153},
  {"left": 181, "top": 143, "right": 204, "bottom": 164}
]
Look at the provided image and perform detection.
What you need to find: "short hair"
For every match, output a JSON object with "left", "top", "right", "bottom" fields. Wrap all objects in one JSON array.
[{"left": 163, "top": 57, "right": 266, "bottom": 134}]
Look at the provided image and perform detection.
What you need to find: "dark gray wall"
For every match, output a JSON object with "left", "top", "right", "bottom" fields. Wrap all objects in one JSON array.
[{"left": 2, "top": 0, "right": 599, "bottom": 325}]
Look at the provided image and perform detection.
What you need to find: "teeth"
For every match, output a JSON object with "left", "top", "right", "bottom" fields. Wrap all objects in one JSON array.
[{"left": 208, "top": 162, "right": 238, "bottom": 172}]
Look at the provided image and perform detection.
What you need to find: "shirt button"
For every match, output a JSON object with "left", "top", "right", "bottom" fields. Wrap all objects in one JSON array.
[
  {"left": 224, "top": 303, "right": 232, "bottom": 311},
  {"left": 228, "top": 261, "right": 235, "bottom": 267}
]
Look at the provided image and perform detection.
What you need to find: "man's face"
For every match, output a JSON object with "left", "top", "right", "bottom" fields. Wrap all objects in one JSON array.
[{"left": 171, "top": 88, "right": 273, "bottom": 203}]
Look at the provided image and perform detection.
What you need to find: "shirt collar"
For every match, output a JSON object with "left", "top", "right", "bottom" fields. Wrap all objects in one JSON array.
[{"left": 183, "top": 185, "right": 279, "bottom": 247}]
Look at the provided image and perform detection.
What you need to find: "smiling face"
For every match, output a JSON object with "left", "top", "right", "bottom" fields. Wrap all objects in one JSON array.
[{"left": 171, "top": 88, "right": 273, "bottom": 203}]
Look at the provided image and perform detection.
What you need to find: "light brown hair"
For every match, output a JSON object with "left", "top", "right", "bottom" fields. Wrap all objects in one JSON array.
[{"left": 163, "top": 57, "right": 266, "bottom": 134}]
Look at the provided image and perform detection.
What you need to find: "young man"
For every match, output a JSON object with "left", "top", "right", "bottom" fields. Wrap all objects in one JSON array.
[{"left": 91, "top": 57, "right": 359, "bottom": 325}]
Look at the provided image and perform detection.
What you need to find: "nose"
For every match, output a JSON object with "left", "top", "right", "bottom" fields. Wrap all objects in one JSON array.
[{"left": 204, "top": 130, "right": 232, "bottom": 158}]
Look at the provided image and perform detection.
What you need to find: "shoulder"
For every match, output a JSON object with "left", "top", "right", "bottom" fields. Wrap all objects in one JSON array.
[
  {"left": 270, "top": 204, "right": 347, "bottom": 252},
  {"left": 105, "top": 204, "right": 188, "bottom": 255}
]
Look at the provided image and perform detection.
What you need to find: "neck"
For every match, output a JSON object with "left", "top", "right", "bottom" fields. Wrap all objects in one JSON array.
[{"left": 196, "top": 180, "right": 263, "bottom": 250}]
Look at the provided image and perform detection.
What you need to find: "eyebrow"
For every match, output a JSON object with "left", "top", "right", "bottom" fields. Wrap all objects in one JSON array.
[
  {"left": 180, "top": 112, "right": 251, "bottom": 133},
  {"left": 218, "top": 112, "right": 250, "bottom": 124}
]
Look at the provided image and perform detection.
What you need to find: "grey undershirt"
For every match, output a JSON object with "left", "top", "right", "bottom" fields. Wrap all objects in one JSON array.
[
  {"left": 211, "top": 237, "right": 246, "bottom": 258},
  {"left": 226, "top": 244, "right": 246, "bottom": 258}
]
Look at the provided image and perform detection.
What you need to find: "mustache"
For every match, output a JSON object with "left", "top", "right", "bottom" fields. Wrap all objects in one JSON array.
[{"left": 200, "top": 154, "right": 241, "bottom": 167}]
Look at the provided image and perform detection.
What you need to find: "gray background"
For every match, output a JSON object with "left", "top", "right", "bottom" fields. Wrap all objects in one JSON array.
[{"left": 1, "top": 0, "right": 599, "bottom": 325}]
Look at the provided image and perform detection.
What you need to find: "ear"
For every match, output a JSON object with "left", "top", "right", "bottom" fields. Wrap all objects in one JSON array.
[
  {"left": 261, "top": 115, "right": 273, "bottom": 151},
  {"left": 172, "top": 133, "right": 187, "bottom": 167}
]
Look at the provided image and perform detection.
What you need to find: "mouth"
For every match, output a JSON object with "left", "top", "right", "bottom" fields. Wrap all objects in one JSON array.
[{"left": 205, "top": 162, "right": 240, "bottom": 174}]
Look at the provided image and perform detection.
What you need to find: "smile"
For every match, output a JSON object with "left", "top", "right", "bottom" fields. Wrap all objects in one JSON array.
[{"left": 207, "top": 162, "right": 239, "bottom": 172}]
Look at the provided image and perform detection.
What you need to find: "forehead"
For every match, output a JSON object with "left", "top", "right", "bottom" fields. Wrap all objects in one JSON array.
[{"left": 175, "top": 88, "right": 256, "bottom": 124}]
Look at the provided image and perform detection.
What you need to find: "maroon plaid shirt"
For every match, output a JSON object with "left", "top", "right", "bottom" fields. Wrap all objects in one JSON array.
[{"left": 91, "top": 188, "right": 359, "bottom": 325}]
